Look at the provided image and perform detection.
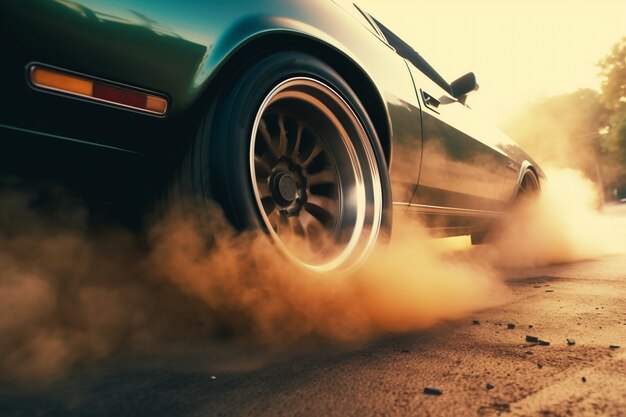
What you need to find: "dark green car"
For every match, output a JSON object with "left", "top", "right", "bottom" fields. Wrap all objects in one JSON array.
[{"left": 0, "top": 0, "right": 543, "bottom": 273}]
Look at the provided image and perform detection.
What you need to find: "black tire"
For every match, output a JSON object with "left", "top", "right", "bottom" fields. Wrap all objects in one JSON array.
[{"left": 174, "top": 51, "right": 391, "bottom": 273}]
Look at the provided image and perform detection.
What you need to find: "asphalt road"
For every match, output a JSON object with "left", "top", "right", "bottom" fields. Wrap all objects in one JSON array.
[{"left": 2, "top": 207, "right": 626, "bottom": 417}]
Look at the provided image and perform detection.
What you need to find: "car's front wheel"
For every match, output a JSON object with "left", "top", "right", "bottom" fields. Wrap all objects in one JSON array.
[{"left": 177, "top": 52, "right": 390, "bottom": 274}]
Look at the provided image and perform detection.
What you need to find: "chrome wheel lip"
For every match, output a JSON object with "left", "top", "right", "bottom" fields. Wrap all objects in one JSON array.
[
  {"left": 249, "top": 77, "right": 382, "bottom": 274},
  {"left": 518, "top": 170, "right": 541, "bottom": 197}
]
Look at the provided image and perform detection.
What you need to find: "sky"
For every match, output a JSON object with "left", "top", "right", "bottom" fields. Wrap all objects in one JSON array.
[{"left": 358, "top": 0, "right": 626, "bottom": 126}]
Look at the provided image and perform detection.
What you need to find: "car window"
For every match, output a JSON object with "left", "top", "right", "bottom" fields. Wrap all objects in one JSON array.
[{"left": 367, "top": 14, "right": 452, "bottom": 96}]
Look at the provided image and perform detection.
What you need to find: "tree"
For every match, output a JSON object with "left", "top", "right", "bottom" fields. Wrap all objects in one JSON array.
[
  {"left": 598, "top": 36, "right": 626, "bottom": 197},
  {"left": 504, "top": 36, "right": 626, "bottom": 200},
  {"left": 598, "top": 37, "right": 626, "bottom": 113},
  {"left": 503, "top": 88, "right": 608, "bottom": 184}
]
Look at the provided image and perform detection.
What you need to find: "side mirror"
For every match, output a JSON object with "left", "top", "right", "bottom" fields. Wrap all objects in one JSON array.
[{"left": 450, "top": 72, "right": 479, "bottom": 99}]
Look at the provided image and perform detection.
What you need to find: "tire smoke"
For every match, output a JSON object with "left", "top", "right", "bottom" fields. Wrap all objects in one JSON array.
[
  {"left": 0, "top": 166, "right": 620, "bottom": 380},
  {"left": 485, "top": 168, "right": 625, "bottom": 268}
]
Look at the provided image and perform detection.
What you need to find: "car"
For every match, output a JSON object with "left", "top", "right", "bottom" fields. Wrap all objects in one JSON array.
[{"left": 0, "top": 0, "right": 543, "bottom": 274}]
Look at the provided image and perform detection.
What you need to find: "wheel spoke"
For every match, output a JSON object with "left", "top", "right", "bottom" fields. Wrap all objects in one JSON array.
[
  {"left": 254, "top": 155, "right": 273, "bottom": 177},
  {"left": 288, "top": 216, "right": 307, "bottom": 238},
  {"left": 256, "top": 179, "right": 271, "bottom": 198},
  {"left": 268, "top": 210, "right": 280, "bottom": 233},
  {"left": 307, "top": 195, "right": 337, "bottom": 216},
  {"left": 278, "top": 114, "right": 288, "bottom": 156},
  {"left": 304, "top": 200, "right": 335, "bottom": 229},
  {"left": 301, "top": 143, "right": 323, "bottom": 168},
  {"left": 298, "top": 210, "right": 317, "bottom": 230},
  {"left": 291, "top": 122, "right": 304, "bottom": 160},
  {"left": 300, "top": 212, "right": 331, "bottom": 252},
  {"left": 261, "top": 150, "right": 278, "bottom": 167},
  {"left": 276, "top": 211, "right": 289, "bottom": 237},
  {"left": 260, "top": 196, "right": 276, "bottom": 216},
  {"left": 259, "top": 119, "right": 280, "bottom": 159},
  {"left": 307, "top": 168, "right": 336, "bottom": 186}
]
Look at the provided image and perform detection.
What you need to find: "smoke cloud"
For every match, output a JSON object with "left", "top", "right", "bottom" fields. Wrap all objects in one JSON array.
[
  {"left": 0, "top": 182, "right": 502, "bottom": 380},
  {"left": 485, "top": 167, "right": 625, "bottom": 268},
  {"left": 0, "top": 182, "right": 220, "bottom": 380},
  {"left": 147, "top": 209, "right": 501, "bottom": 341},
  {"left": 0, "top": 164, "right": 623, "bottom": 381}
]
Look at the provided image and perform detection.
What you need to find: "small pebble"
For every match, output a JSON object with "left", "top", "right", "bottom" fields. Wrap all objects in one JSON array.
[
  {"left": 538, "top": 340, "right": 550, "bottom": 346},
  {"left": 582, "top": 377, "right": 587, "bottom": 383},
  {"left": 472, "top": 320, "right": 480, "bottom": 325},
  {"left": 609, "top": 345, "right": 620, "bottom": 350},
  {"left": 486, "top": 383, "right": 494, "bottom": 390},
  {"left": 491, "top": 403, "right": 511, "bottom": 412},
  {"left": 507, "top": 323, "right": 515, "bottom": 329},
  {"left": 526, "top": 335, "right": 539, "bottom": 343},
  {"left": 424, "top": 387, "right": 443, "bottom": 396},
  {"left": 567, "top": 339, "right": 576, "bottom": 346}
]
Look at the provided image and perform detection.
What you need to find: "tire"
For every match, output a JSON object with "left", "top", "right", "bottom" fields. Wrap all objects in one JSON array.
[{"left": 175, "top": 52, "right": 391, "bottom": 274}]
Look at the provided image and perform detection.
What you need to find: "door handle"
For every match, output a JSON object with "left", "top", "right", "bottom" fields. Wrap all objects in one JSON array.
[
  {"left": 422, "top": 91, "right": 440, "bottom": 108},
  {"left": 421, "top": 91, "right": 440, "bottom": 109}
]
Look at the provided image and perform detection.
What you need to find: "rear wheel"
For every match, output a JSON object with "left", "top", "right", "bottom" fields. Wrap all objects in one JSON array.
[
  {"left": 174, "top": 52, "right": 391, "bottom": 274},
  {"left": 516, "top": 169, "right": 541, "bottom": 200}
]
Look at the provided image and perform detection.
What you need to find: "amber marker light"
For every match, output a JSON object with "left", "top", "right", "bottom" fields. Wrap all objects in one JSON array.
[{"left": 29, "top": 65, "right": 168, "bottom": 116}]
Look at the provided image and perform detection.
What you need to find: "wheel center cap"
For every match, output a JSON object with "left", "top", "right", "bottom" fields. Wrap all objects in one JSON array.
[
  {"left": 271, "top": 171, "right": 298, "bottom": 205},
  {"left": 278, "top": 175, "right": 297, "bottom": 201}
]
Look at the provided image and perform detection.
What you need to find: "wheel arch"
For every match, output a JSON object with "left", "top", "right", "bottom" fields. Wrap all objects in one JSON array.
[
  {"left": 194, "top": 31, "right": 392, "bottom": 168},
  {"left": 512, "top": 161, "right": 542, "bottom": 201}
]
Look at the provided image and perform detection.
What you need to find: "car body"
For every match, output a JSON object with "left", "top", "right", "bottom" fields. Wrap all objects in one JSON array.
[{"left": 0, "top": 0, "right": 543, "bottom": 272}]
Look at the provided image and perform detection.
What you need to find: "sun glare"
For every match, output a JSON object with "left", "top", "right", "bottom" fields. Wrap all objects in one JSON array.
[{"left": 358, "top": 0, "right": 626, "bottom": 125}]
